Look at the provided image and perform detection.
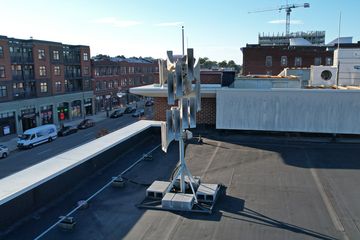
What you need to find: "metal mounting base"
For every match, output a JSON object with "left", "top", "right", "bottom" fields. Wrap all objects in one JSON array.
[{"left": 137, "top": 181, "right": 223, "bottom": 214}]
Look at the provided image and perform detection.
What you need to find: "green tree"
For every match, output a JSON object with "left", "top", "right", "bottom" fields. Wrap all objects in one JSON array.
[{"left": 218, "top": 60, "right": 228, "bottom": 68}]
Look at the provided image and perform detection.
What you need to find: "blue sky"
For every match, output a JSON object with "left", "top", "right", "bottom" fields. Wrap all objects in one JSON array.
[{"left": 1, "top": 0, "right": 359, "bottom": 64}]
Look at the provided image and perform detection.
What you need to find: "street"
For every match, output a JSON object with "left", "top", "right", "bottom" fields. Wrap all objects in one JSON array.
[{"left": 0, "top": 107, "right": 153, "bottom": 179}]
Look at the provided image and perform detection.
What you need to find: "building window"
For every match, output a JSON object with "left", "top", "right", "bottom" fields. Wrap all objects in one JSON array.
[
  {"left": 54, "top": 66, "right": 61, "bottom": 76},
  {"left": 0, "top": 66, "right": 5, "bottom": 78},
  {"left": 53, "top": 50, "right": 59, "bottom": 60},
  {"left": 84, "top": 79, "right": 90, "bottom": 89},
  {"left": 55, "top": 81, "right": 61, "bottom": 92},
  {"left": 39, "top": 66, "right": 46, "bottom": 76},
  {"left": 294, "top": 57, "right": 302, "bottom": 67},
  {"left": 0, "top": 86, "right": 7, "bottom": 97},
  {"left": 314, "top": 57, "right": 321, "bottom": 66},
  {"left": 38, "top": 49, "right": 45, "bottom": 60},
  {"left": 95, "top": 68, "right": 100, "bottom": 76},
  {"left": 83, "top": 66, "right": 89, "bottom": 75},
  {"left": 95, "top": 81, "right": 100, "bottom": 91},
  {"left": 265, "top": 56, "right": 272, "bottom": 67},
  {"left": 108, "top": 81, "right": 113, "bottom": 89},
  {"left": 325, "top": 57, "right": 333, "bottom": 66},
  {"left": 0, "top": 46, "right": 3, "bottom": 57},
  {"left": 40, "top": 82, "right": 48, "bottom": 92},
  {"left": 13, "top": 82, "right": 23, "bottom": 89},
  {"left": 280, "top": 56, "right": 288, "bottom": 67},
  {"left": 83, "top": 52, "right": 89, "bottom": 61}
]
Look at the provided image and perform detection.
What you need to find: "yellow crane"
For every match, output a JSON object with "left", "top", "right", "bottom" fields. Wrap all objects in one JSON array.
[{"left": 249, "top": 3, "right": 310, "bottom": 36}]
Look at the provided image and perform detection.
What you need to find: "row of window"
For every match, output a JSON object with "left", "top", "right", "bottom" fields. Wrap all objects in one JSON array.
[
  {"left": 38, "top": 49, "right": 88, "bottom": 61},
  {"left": 0, "top": 82, "right": 47, "bottom": 98},
  {"left": 1, "top": 45, "right": 89, "bottom": 62},
  {"left": 0, "top": 80, "right": 73, "bottom": 98},
  {"left": 95, "top": 76, "right": 153, "bottom": 91},
  {"left": 12, "top": 82, "right": 48, "bottom": 93},
  {"left": 0, "top": 65, "right": 89, "bottom": 78},
  {"left": 94, "top": 66, "right": 157, "bottom": 76},
  {"left": 265, "top": 56, "right": 333, "bottom": 67}
]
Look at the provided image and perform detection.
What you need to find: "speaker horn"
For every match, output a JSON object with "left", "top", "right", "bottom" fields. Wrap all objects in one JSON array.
[
  {"left": 175, "top": 61, "right": 183, "bottom": 98},
  {"left": 172, "top": 108, "right": 181, "bottom": 140},
  {"left": 158, "top": 59, "right": 168, "bottom": 86},
  {"left": 181, "top": 98, "right": 189, "bottom": 129},
  {"left": 167, "top": 72, "right": 175, "bottom": 105},
  {"left": 189, "top": 97, "right": 196, "bottom": 128}
]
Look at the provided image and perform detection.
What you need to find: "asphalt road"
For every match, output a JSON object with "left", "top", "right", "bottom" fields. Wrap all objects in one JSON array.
[{"left": 0, "top": 108, "right": 152, "bottom": 180}]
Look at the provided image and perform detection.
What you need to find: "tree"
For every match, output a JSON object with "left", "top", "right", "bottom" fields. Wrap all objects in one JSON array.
[
  {"left": 199, "top": 57, "right": 242, "bottom": 73},
  {"left": 218, "top": 60, "right": 228, "bottom": 68}
]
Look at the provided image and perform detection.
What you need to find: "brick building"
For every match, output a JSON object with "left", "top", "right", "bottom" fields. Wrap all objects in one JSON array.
[
  {"left": 242, "top": 32, "right": 360, "bottom": 76},
  {"left": 92, "top": 56, "right": 158, "bottom": 112},
  {"left": 241, "top": 44, "right": 334, "bottom": 75},
  {"left": 0, "top": 35, "right": 93, "bottom": 135},
  {"left": 132, "top": 70, "right": 227, "bottom": 126}
]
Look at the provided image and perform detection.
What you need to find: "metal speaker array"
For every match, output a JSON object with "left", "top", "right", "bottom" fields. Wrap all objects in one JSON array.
[{"left": 160, "top": 48, "right": 201, "bottom": 153}]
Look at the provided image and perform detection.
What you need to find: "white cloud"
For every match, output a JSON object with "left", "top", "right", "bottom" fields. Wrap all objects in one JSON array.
[
  {"left": 268, "top": 19, "right": 303, "bottom": 25},
  {"left": 154, "top": 21, "right": 184, "bottom": 27},
  {"left": 92, "top": 17, "right": 142, "bottom": 28}
]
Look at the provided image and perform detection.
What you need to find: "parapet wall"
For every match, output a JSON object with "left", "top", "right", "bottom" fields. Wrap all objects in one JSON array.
[{"left": 0, "top": 123, "right": 160, "bottom": 232}]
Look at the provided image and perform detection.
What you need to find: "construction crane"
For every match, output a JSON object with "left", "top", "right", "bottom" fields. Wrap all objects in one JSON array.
[{"left": 248, "top": 3, "right": 310, "bottom": 36}]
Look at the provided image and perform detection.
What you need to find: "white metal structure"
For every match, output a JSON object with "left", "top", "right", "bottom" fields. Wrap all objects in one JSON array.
[
  {"left": 310, "top": 48, "right": 360, "bottom": 86},
  {"left": 141, "top": 48, "right": 220, "bottom": 213},
  {"left": 334, "top": 48, "right": 360, "bottom": 85},
  {"left": 17, "top": 124, "right": 57, "bottom": 149},
  {"left": 310, "top": 66, "right": 338, "bottom": 86},
  {"left": 216, "top": 88, "right": 360, "bottom": 134},
  {"left": 160, "top": 48, "right": 201, "bottom": 200}
]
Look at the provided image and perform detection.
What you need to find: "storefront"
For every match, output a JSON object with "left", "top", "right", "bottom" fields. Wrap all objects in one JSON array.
[
  {"left": 21, "top": 108, "right": 37, "bottom": 131},
  {"left": 71, "top": 100, "right": 82, "bottom": 118},
  {"left": 40, "top": 105, "right": 53, "bottom": 125},
  {"left": 0, "top": 112, "right": 16, "bottom": 136},
  {"left": 84, "top": 98, "right": 93, "bottom": 115},
  {"left": 57, "top": 102, "right": 69, "bottom": 121}
]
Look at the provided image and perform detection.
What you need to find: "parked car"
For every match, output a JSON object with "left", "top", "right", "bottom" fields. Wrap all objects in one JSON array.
[
  {"left": 145, "top": 100, "right": 154, "bottom": 106},
  {"left": 0, "top": 145, "right": 9, "bottom": 158},
  {"left": 17, "top": 124, "right": 57, "bottom": 149},
  {"left": 124, "top": 106, "right": 137, "bottom": 114},
  {"left": 77, "top": 119, "right": 95, "bottom": 129},
  {"left": 110, "top": 109, "right": 124, "bottom": 118},
  {"left": 132, "top": 109, "right": 145, "bottom": 117},
  {"left": 58, "top": 125, "right": 78, "bottom": 136}
]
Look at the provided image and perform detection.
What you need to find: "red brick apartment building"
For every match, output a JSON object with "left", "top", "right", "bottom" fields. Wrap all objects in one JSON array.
[
  {"left": 92, "top": 56, "right": 158, "bottom": 111},
  {"left": 241, "top": 40, "right": 360, "bottom": 76},
  {"left": 0, "top": 35, "right": 92, "bottom": 134}
]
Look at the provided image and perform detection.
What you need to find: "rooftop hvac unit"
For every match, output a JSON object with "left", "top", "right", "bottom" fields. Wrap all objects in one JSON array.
[{"left": 310, "top": 66, "right": 338, "bottom": 86}]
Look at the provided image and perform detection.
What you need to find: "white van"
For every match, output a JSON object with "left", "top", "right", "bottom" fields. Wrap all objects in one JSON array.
[{"left": 17, "top": 124, "right": 57, "bottom": 149}]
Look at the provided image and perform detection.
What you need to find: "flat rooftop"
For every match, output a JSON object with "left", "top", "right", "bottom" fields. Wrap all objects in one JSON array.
[{"left": 4, "top": 131, "right": 360, "bottom": 240}]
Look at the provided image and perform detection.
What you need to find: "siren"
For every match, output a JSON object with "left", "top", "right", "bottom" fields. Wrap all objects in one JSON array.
[
  {"left": 181, "top": 98, "right": 189, "bottom": 129},
  {"left": 167, "top": 72, "right": 175, "bottom": 105},
  {"left": 189, "top": 97, "right": 196, "bottom": 128}
]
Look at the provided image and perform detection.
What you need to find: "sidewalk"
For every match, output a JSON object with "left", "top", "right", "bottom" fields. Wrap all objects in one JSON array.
[{"left": 0, "top": 111, "right": 109, "bottom": 152}]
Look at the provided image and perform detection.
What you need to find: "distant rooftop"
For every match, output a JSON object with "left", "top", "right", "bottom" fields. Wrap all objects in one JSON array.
[
  {"left": 92, "top": 55, "right": 155, "bottom": 64},
  {"left": 0, "top": 35, "right": 89, "bottom": 48},
  {"left": 258, "top": 31, "right": 326, "bottom": 45}
]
